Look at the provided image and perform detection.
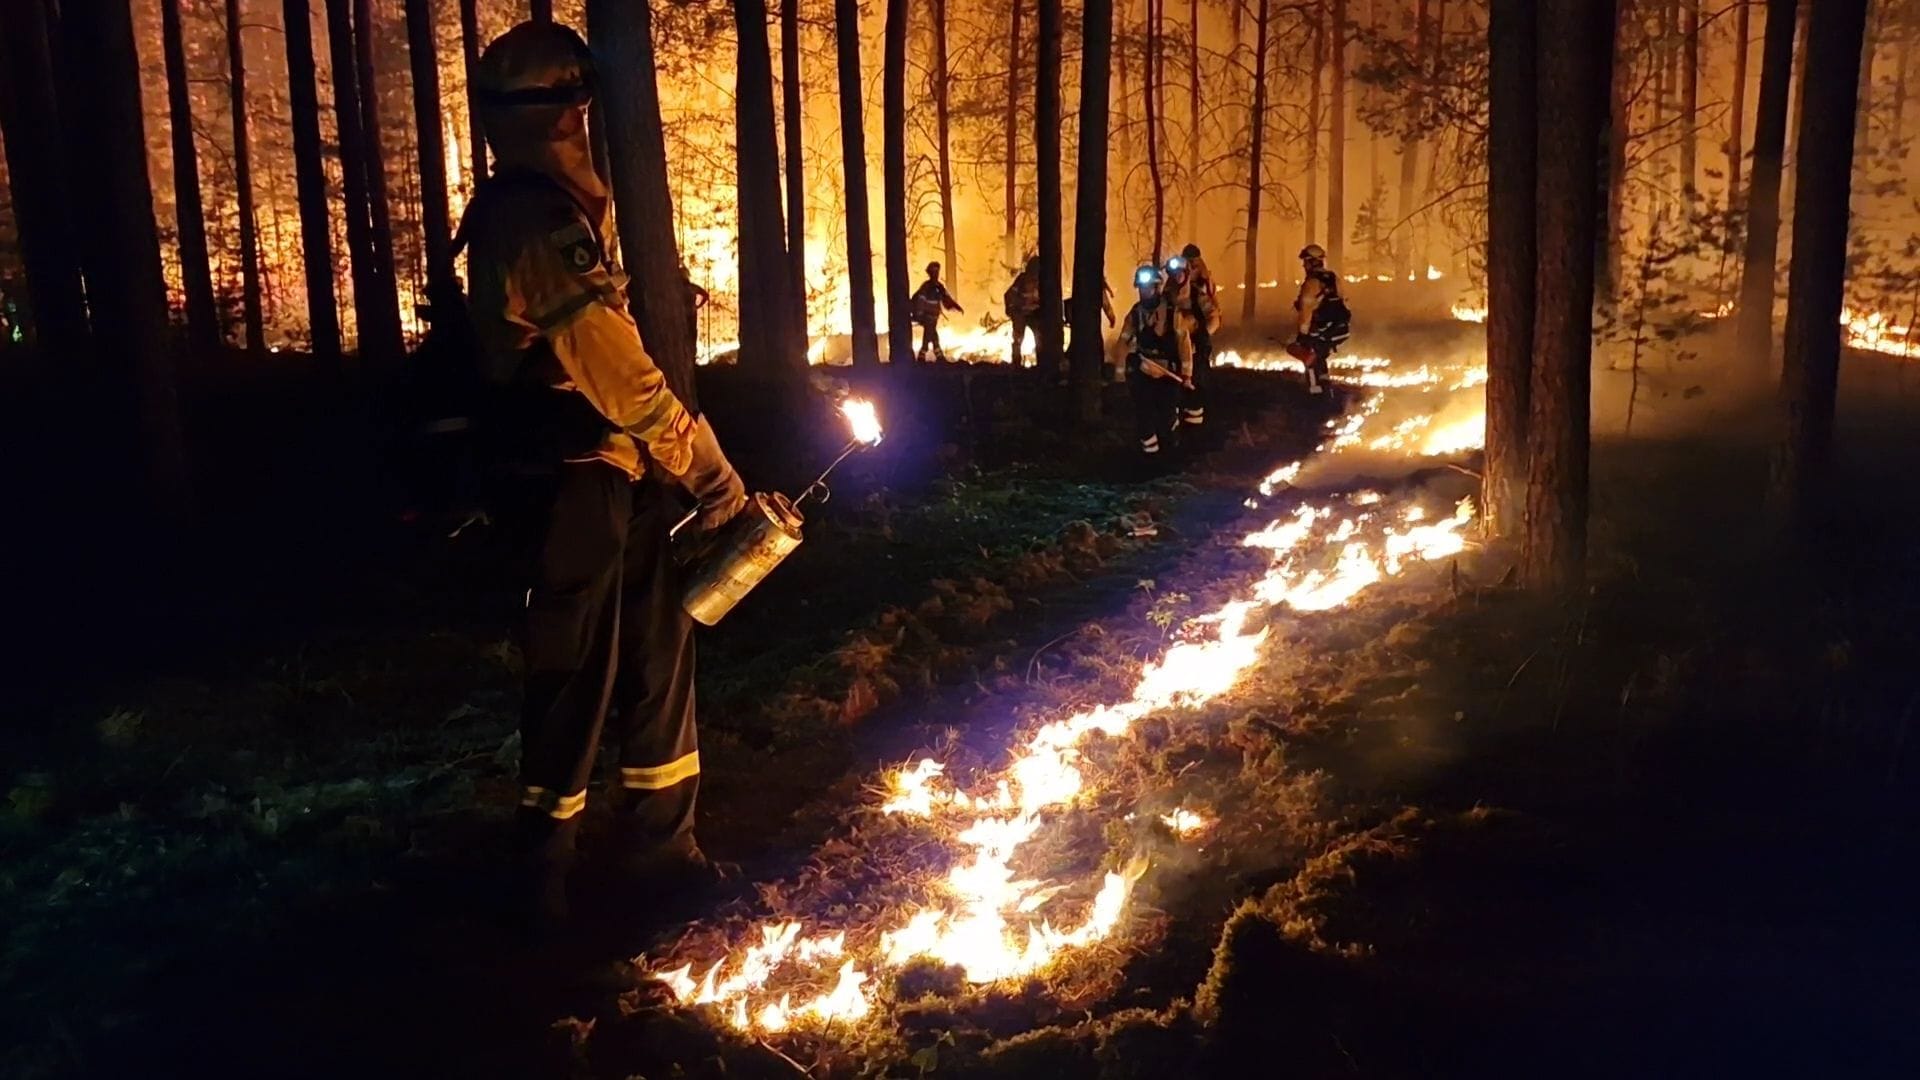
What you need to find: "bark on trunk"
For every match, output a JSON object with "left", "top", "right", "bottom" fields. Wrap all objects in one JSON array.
[
  {"left": 1523, "top": 0, "right": 1608, "bottom": 593},
  {"left": 1328, "top": 0, "right": 1347, "bottom": 265},
  {"left": 733, "top": 0, "right": 804, "bottom": 379},
  {"left": 1485, "top": 0, "right": 1537, "bottom": 539},
  {"left": 1729, "top": 0, "right": 1750, "bottom": 205},
  {"left": 406, "top": 0, "right": 452, "bottom": 289},
  {"left": 933, "top": 0, "right": 958, "bottom": 291},
  {"left": 227, "top": 0, "right": 266, "bottom": 353},
  {"left": 1036, "top": 0, "right": 1065, "bottom": 372},
  {"left": 1005, "top": 0, "right": 1022, "bottom": 268},
  {"left": 1772, "top": 0, "right": 1868, "bottom": 532},
  {"left": 835, "top": 0, "right": 881, "bottom": 367},
  {"left": 283, "top": 0, "right": 342, "bottom": 359},
  {"left": 1242, "top": 0, "right": 1270, "bottom": 321},
  {"left": 1735, "top": 0, "right": 1799, "bottom": 369},
  {"left": 162, "top": 0, "right": 220, "bottom": 352},
  {"left": 0, "top": 0, "right": 90, "bottom": 354},
  {"left": 588, "top": 0, "right": 702, "bottom": 410},
  {"left": 1071, "top": 0, "right": 1113, "bottom": 420},
  {"left": 353, "top": 0, "right": 404, "bottom": 360},
  {"left": 781, "top": 0, "right": 807, "bottom": 335},
  {"left": 460, "top": 0, "right": 486, "bottom": 184},
  {"left": 1145, "top": 0, "right": 1165, "bottom": 262},
  {"left": 884, "top": 0, "right": 913, "bottom": 364}
]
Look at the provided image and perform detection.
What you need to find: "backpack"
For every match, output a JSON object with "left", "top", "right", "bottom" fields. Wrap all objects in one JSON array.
[{"left": 1309, "top": 269, "right": 1353, "bottom": 347}]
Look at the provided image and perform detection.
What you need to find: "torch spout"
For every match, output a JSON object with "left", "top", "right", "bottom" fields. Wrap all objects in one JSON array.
[{"left": 795, "top": 438, "right": 863, "bottom": 510}]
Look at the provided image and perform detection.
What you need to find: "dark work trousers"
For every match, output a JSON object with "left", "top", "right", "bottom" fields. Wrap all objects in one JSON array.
[
  {"left": 1304, "top": 333, "right": 1334, "bottom": 385},
  {"left": 916, "top": 319, "right": 946, "bottom": 362},
  {"left": 516, "top": 461, "right": 698, "bottom": 871},
  {"left": 1010, "top": 315, "right": 1036, "bottom": 366},
  {"left": 1129, "top": 367, "right": 1181, "bottom": 457},
  {"left": 1181, "top": 328, "right": 1213, "bottom": 429}
]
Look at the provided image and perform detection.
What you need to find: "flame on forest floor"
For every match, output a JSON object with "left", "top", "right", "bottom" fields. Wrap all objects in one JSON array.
[
  {"left": 1452, "top": 301, "right": 1920, "bottom": 363},
  {"left": 648, "top": 347, "right": 1488, "bottom": 1034}
]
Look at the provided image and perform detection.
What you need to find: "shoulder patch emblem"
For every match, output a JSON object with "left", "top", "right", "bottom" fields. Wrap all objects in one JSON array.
[{"left": 548, "top": 222, "right": 600, "bottom": 274}]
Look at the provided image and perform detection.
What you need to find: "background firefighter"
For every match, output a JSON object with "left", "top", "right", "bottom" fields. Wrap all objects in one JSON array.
[
  {"left": 1119, "top": 263, "right": 1186, "bottom": 460},
  {"left": 1289, "top": 243, "right": 1352, "bottom": 395},
  {"left": 1169, "top": 246, "right": 1220, "bottom": 433},
  {"left": 1003, "top": 256, "right": 1042, "bottom": 366},
  {"left": 910, "top": 261, "right": 964, "bottom": 362},
  {"left": 466, "top": 22, "right": 748, "bottom": 931}
]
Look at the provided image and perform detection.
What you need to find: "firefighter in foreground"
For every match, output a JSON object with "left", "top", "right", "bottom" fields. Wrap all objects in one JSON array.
[
  {"left": 910, "top": 261, "right": 964, "bottom": 362},
  {"left": 1289, "top": 244, "right": 1352, "bottom": 395},
  {"left": 1166, "top": 248, "right": 1220, "bottom": 433},
  {"left": 467, "top": 22, "right": 747, "bottom": 929},
  {"left": 1119, "top": 263, "right": 1188, "bottom": 460}
]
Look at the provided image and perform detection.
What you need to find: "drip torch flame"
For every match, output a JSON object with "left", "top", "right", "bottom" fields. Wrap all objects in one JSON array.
[{"left": 841, "top": 398, "right": 884, "bottom": 446}]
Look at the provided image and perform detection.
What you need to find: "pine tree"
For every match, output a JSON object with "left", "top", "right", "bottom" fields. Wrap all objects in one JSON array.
[
  {"left": 835, "top": 0, "right": 881, "bottom": 367},
  {"left": 1484, "top": 0, "right": 1537, "bottom": 538},
  {"left": 1735, "top": 0, "right": 1799, "bottom": 370},
  {"left": 161, "top": 0, "right": 220, "bottom": 351},
  {"left": 1071, "top": 0, "right": 1114, "bottom": 420}
]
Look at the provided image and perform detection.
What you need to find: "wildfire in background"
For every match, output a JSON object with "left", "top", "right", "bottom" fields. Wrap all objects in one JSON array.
[{"left": 648, "top": 343, "right": 1488, "bottom": 1033}]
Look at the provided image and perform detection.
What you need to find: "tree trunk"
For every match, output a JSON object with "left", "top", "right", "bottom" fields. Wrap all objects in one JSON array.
[
  {"left": 1242, "top": 0, "right": 1269, "bottom": 321},
  {"left": 1328, "top": 0, "right": 1347, "bottom": 265},
  {"left": 283, "top": 0, "right": 342, "bottom": 359},
  {"left": 1484, "top": 0, "right": 1536, "bottom": 539},
  {"left": 1395, "top": 0, "right": 1427, "bottom": 280},
  {"left": 531, "top": 0, "right": 552, "bottom": 20},
  {"left": 834, "top": 0, "right": 881, "bottom": 367},
  {"left": 933, "top": 0, "right": 958, "bottom": 291},
  {"left": 323, "top": 0, "right": 378, "bottom": 355},
  {"left": 1145, "top": 0, "right": 1165, "bottom": 261},
  {"left": 1782, "top": 0, "right": 1808, "bottom": 209},
  {"left": 1071, "top": 0, "right": 1113, "bottom": 420},
  {"left": 1735, "top": 0, "right": 1798, "bottom": 369},
  {"left": 588, "top": 0, "right": 702, "bottom": 410},
  {"left": 406, "top": 0, "right": 452, "bottom": 289},
  {"left": 1005, "top": 0, "right": 1022, "bottom": 268},
  {"left": 1186, "top": 0, "right": 1200, "bottom": 242},
  {"left": 226, "top": 0, "right": 266, "bottom": 353},
  {"left": 733, "top": 0, "right": 804, "bottom": 379},
  {"left": 1729, "top": 0, "right": 1750, "bottom": 205},
  {"left": 781, "top": 0, "right": 807, "bottom": 335},
  {"left": 353, "top": 0, "right": 404, "bottom": 360},
  {"left": 1036, "top": 0, "right": 1065, "bottom": 373},
  {"left": 460, "top": 0, "right": 486, "bottom": 185},
  {"left": 1306, "top": 4, "right": 1322, "bottom": 250},
  {"left": 1772, "top": 0, "right": 1868, "bottom": 531},
  {"left": 63, "top": 0, "right": 191, "bottom": 517},
  {"left": 161, "top": 0, "right": 220, "bottom": 352},
  {"left": 0, "top": 0, "right": 89, "bottom": 354},
  {"left": 1523, "top": 0, "right": 1608, "bottom": 593},
  {"left": 883, "top": 0, "right": 913, "bottom": 364},
  {"left": 1680, "top": 0, "right": 1699, "bottom": 193}
]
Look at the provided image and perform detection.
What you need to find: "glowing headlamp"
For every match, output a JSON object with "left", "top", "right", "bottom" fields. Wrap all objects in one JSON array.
[
  {"left": 1134, "top": 267, "right": 1159, "bottom": 287},
  {"left": 1165, "top": 256, "right": 1188, "bottom": 273}
]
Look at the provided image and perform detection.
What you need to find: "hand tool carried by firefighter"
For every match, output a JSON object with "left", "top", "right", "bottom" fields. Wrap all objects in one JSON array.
[
  {"left": 1137, "top": 357, "right": 1195, "bottom": 389},
  {"left": 670, "top": 398, "right": 884, "bottom": 626}
]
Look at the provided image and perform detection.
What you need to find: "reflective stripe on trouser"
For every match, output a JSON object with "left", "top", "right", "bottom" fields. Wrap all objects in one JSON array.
[
  {"left": 519, "top": 462, "right": 699, "bottom": 856},
  {"left": 917, "top": 322, "right": 946, "bottom": 361},
  {"left": 1181, "top": 334, "right": 1210, "bottom": 427},
  {"left": 1129, "top": 368, "right": 1180, "bottom": 457},
  {"left": 520, "top": 785, "right": 588, "bottom": 820}
]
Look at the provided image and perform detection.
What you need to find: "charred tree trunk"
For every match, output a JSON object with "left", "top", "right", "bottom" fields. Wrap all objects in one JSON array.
[
  {"left": 0, "top": 0, "right": 89, "bottom": 354},
  {"left": 406, "top": 0, "right": 452, "bottom": 289},
  {"left": 1036, "top": 0, "right": 1065, "bottom": 373},
  {"left": 732, "top": 0, "right": 804, "bottom": 379},
  {"left": 1395, "top": 0, "right": 1428, "bottom": 280},
  {"left": 1071, "top": 0, "right": 1113, "bottom": 420},
  {"left": 161, "top": 0, "right": 219, "bottom": 352},
  {"left": 1145, "top": 0, "right": 1166, "bottom": 261},
  {"left": 1523, "top": 0, "right": 1608, "bottom": 593},
  {"left": 588, "top": 0, "right": 702, "bottom": 409},
  {"left": 835, "top": 0, "right": 881, "bottom": 367},
  {"left": 460, "top": 0, "right": 486, "bottom": 184},
  {"left": 282, "top": 0, "right": 342, "bottom": 359},
  {"left": 1242, "top": 0, "right": 1270, "bottom": 320},
  {"left": 1484, "top": 0, "right": 1536, "bottom": 538},
  {"left": 1729, "top": 0, "right": 1750, "bottom": 204},
  {"left": 884, "top": 0, "right": 913, "bottom": 364},
  {"left": 1736, "top": 0, "right": 1798, "bottom": 369},
  {"left": 933, "top": 0, "right": 958, "bottom": 291},
  {"left": 781, "top": 0, "right": 807, "bottom": 334},
  {"left": 1306, "top": 5, "right": 1323, "bottom": 250},
  {"left": 1186, "top": 0, "right": 1200, "bottom": 242},
  {"left": 227, "top": 0, "right": 266, "bottom": 353},
  {"left": 1772, "top": 0, "right": 1868, "bottom": 531},
  {"left": 353, "top": 0, "right": 404, "bottom": 360},
  {"left": 1005, "top": 0, "right": 1022, "bottom": 268},
  {"left": 63, "top": 0, "right": 191, "bottom": 517},
  {"left": 1328, "top": 0, "right": 1347, "bottom": 265}
]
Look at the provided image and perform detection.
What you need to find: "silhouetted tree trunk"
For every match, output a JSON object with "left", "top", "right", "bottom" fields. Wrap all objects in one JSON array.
[
  {"left": 531, "top": 0, "right": 552, "bottom": 21},
  {"left": 0, "top": 0, "right": 89, "bottom": 353},
  {"left": 226, "top": 0, "right": 266, "bottom": 353},
  {"left": 1523, "top": 0, "right": 1608, "bottom": 593},
  {"left": 1728, "top": 0, "right": 1750, "bottom": 204},
  {"left": 1328, "top": 0, "right": 1347, "bottom": 264},
  {"left": 324, "top": 0, "right": 379, "bottom": 355},
  {"left": 161, "top": 0, "right": 219, "bottom": 352},
  {"left": 353, "top": 0, "right": 404, "bottom": 360},
  {"left": 1242, "top": 0, "right": 1270, "bottom": 320},
  {"left": 781, "top": 0, "right": 807, "bottom": 334},
  {"left": 64, "top": 0, "right": 191, "bottom": 517},
  {"left": 1036, "top": 0, "right": 1064, "bottom": 374},
  {"left": 1071, "top": 0, "right": 1113, "bottom": 421},
  {"left": 884, "top": 0, "right": 913, "bottom": 364},
  {"left": 282, "top": 0, "right": 342, "bottom": 359},
  {"left": 1736, "top": 0, "right": 1798, "bottom": 369},
  {"left": 1395, "top": 0, "right": 1427, "bottom": 280},
  {"left": 835, "top": 0, "right": 881, "bottom": 367},
  {"left": 1306, "top": 4, "right": 1322, "bottom": 250},
  {"left": 1005, "top": 0, "right": 1022, "bottom": 267},
  {"left": 1145, "top": 0, "right": 1165, "bottom": 261},
  {"left": 460, "top": 0, "right": 486, "bottom": 185},
  {"left": 1680, "top": 0, "right": 1699, "bottom": 193},
  {"left": 732, "top": 0, "right": 804, "bottom": 379},
  {"left": 1485, "top": 0, "right": 1536, "bottom": 538},
  {"left": 589, "top": 0, "right": 701, "bottom": 410},
  {"left": 1772, "top": 0, "right": 1868, "bottom": 532},
  {"left": 1186, "top": 0, "right": 1200, "bottom": 242},
  {"left": 406, "top": 0, "right": 452, "bottom": 289},
  {"left": 933, "top": 0, "right": 958, "bottom": 291}
]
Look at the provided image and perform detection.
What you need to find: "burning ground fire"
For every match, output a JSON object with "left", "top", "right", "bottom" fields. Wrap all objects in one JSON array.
[
  {"left": 648, "top": 345, "right": 1487, "bottom": 1034},
  {"left": 1449, "top": 300, "right": 1920, "bottom": 362}
]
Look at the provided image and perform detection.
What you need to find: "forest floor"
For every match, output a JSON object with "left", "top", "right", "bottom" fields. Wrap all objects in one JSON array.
[{"left": 6, "top": 323, "right": 1920, "bottom": 1078}]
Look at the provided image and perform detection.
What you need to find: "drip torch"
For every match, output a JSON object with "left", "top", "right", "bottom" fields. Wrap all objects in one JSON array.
[{"left": 671, "top": 397, "right": 885, "bottom": 626}]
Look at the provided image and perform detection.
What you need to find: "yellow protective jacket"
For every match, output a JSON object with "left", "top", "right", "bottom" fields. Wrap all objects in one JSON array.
[{"left": 466, "top": 178, "right": 696, "bottom": 480}]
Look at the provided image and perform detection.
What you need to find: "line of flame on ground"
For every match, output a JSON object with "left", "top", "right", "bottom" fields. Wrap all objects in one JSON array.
[
  {"left": 1450, "top": 300, "right": 1920, "bottom": 362},
  {"left": 649, "top": 345, "right": 1488, "bottom": 1034}
]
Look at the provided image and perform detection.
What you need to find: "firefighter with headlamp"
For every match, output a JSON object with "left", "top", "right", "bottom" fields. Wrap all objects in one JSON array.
[
  {"left": 1164, "top": 249, "right": 1219, "bottom": 434},
  {"left": 1120, "top": 263, "right": 1185, "bottom": 460},
  {"left": 465, "top": 20, "right": 746, "bottom": 931}
]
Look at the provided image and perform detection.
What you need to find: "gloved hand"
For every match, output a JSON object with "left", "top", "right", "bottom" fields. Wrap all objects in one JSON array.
[{"left": 672, "top": 415, "right": 747, "bottom": 531}]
